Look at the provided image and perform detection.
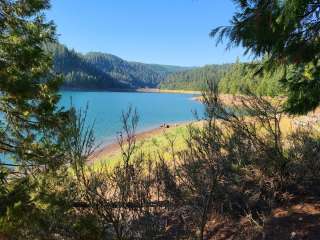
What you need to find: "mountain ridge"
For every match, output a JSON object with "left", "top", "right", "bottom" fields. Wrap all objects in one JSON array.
[{"left": 49, "top": 43, "right": 196, "bottom": 90}]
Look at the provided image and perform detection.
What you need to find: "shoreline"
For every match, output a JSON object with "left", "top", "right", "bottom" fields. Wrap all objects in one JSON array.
[
  {"left": 89, "top": 121, "right": 190, "bottom": 163},
  {"left": 61, "top": 87, "right": 201, "bottom": 95}
]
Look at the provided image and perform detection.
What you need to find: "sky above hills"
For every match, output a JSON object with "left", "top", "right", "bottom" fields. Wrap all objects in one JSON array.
[{"left": 47, "top": 0, "right": 250, "bottom": 66}]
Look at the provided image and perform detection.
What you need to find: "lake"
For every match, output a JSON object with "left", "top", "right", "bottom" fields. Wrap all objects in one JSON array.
[{"left": 59, "top": 91, "right": 204, "bottom": 145}]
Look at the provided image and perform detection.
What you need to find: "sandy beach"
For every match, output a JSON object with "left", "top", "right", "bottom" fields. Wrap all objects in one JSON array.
[{"left": 89, "top": 122, "right": 189, "bottom": 163}]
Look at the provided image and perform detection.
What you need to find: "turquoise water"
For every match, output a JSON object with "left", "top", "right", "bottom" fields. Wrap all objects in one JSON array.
[{"left": 59, "top": 91, "right": 203, "bottom": 144}]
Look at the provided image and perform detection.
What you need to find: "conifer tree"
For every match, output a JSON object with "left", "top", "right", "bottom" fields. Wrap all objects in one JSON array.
[
  {"left": 211, "top": 0, "right": 320, "bottom": 114},
  {"left": 0, "top": 1, "right": 72, "bottom": 236}
]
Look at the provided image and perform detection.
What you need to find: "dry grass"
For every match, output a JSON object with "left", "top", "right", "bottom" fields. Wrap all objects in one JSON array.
[
  {"left": 91, "top": 123, "right": 197, "bottom": 169},
  {"left": 91, "top": 112, "right": 319, "bottom": 171}
]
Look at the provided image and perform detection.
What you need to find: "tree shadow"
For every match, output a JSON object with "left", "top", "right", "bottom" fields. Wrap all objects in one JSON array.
[{"left": 262, "top": 212, "right": 320, "bottom": 240}]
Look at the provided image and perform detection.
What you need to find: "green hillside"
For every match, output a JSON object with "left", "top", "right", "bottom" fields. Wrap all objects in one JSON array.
[
  {"left": 48, "top": 44, "right": 191, "bottom": 90},
  {"left": 160, "top": 64, "right": 231, "bottom": 90},
  {"left": 47, "top": 44, "right": 122, "bottom": 90},
  {"left": 85, "top": 52, "right": 164, "bottom": 88},
  {"left": 161, "top": 61, "right": 284, "bottom": 96},
  {"left": 49, "top": 44, "right": 284, "bottom": 96}
]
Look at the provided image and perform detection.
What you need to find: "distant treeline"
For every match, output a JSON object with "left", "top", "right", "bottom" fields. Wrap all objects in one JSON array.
[
  {"left": 160, "top": 60, "right": 285, "bottom": 96},
  {"left": 160, "top": 64, "right": 231, "bottom": 90}
]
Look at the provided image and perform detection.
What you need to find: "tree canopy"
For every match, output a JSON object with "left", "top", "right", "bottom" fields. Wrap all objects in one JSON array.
[
  {"left": 160, "top": 64, "right": 230, "bottom": 91},
  {"left": 211, "top": 0, "right": 320, "bottom": 114},
  {"left": 0, "top": 0, "right": 75, "bottom": 237},
  {"left": 160, "top": 60, "right": 284, "bottom": 97}
]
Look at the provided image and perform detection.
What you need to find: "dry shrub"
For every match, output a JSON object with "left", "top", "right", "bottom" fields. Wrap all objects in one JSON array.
[
  {"left": 157, "top": 82, "right": 320, "bottom": 239},
  {"left": 69, "top": 83, "right": 320, "bottom": 240}
]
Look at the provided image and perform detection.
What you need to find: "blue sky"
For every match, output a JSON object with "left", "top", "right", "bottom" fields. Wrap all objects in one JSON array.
[{"left": 47, "top": 0, "right": 249, "bottom": 66}]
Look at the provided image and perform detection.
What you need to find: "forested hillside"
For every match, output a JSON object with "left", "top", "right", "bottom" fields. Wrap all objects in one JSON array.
[
  {"left": 218, "top": 61, "right": 284, "bottom": 96},
  {"left": 48, "top": 44, "right": 191, "bottom": 90},
  {"left": 84, "top": 53, "right": 164, "bottom": 88},
  {"left": 49, "top": 43, "right": 284, "bottom": 96},
  {"left": 160, "top": 64, "right": 231, "bottom": 90},
  {"left": 143, "top": 63, "right": 193, "bottom": 75},
  {"left": 47, "top": 44, "right": 123, "bottom": 89},
  {"left": 161, "top": 60, "right": 285, "bottom": 96}
]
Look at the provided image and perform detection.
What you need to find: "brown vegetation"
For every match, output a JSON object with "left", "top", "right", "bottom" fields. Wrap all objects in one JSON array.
[{"left": 63, "top": 82, "right": 320, "bottom": 240}]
